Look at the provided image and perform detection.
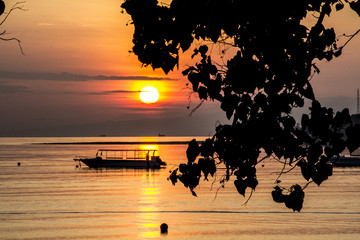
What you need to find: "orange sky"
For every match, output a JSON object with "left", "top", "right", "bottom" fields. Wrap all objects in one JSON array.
[{"left": 0, "top": 0, "right": 359, "bottom": 136}]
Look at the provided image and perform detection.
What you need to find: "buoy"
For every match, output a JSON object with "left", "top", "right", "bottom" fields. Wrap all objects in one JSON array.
[
  {"left": 160, "top": 223, "right": 168, "bottom": 234},
  {"left": 17, "top": 162, "right": 21, "bottom": 166}
]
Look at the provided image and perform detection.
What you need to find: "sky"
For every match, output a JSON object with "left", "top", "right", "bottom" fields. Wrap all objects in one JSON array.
[{"left": 0, "top": 0, "right": 359, "bottom": 137}]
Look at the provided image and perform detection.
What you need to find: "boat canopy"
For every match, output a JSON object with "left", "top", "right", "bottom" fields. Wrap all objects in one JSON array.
[{"left": 96, "top": 149, "right": 158, "bottom": 160}]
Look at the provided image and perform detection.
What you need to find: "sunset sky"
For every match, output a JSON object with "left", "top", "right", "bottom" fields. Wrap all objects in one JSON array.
[{"left": 0, "top": 0, "right": 359, "bottom": 137}]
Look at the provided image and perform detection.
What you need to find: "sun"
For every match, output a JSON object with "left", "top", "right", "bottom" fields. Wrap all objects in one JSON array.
[{"left": 140, "top": 87, "right": 159, "bottom": 104}]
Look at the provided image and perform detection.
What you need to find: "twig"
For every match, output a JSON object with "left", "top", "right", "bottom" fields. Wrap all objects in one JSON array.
[
  {"left": 212, "top": 181, "right": 225, "bottom": 202},
  {"left": 341, "top": 28, "right": 360, "bottom": 49},
  {"left": 189, "top": 99, "right": 205, "bottom": 117},
  {"left": 256, "top": 154, "right": 270, "bottom": 166},
  {"left": 0, "top": 2, "right": 27, "bottom": 54},
  {"left": 242, "top": 189, "right": 254, "bottom": 206},
  {"left": 0, "top": 2, "right": 27, "bottom": 26},
  {"left": 275, "top": 158, "right": 287, "bottom": 183},
  {"left": 302, "top": 180, "right": 313, "bottom": 190},
  {"left": 0, "top": 36, "right": 25, "bottom": 55}
]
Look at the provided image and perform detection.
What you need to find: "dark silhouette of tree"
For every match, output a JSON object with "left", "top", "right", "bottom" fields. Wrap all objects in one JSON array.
[
  {"left": 122, "top": 0, "right": 360, "bottom": 211},
  {"left": 0, "top": 1, "right": 26, "bottom": 54}
]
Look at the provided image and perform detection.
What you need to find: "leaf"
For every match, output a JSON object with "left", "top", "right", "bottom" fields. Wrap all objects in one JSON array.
[
  {"left": 186, "top": 139, "right": 200, "bottom": 163},
  {"left": 188, "top": 73, "right": 200, "bottom": 92},
  {"left": 303, "top": 83, "right": 315, "bottom": 100},
  {"left": 297, "top": 160, "right": 312, "bottom": 181},
  {"left": 346, "top": 124, "right": 360, "bottom": 153},
  {"left": 336, "top": 3, "right": 344, "bottom": 11},
  {"left": 198, "top": 158, "right": 209, "bottom": 180},
  {"left": 334, "top": 47, "right": 342, "bottom": 57},
  {"left": 168, "top": 169, "right": 178, "bottom": 185},
  {"left": 234, "top": 179, "right": 247, "bottom": 197},
  {"left": 179, "top": 163, "right": 188, "bottom": 173},
  {"left": 284, "top": 184, "right": 305, "bottom": 212},
  {"left": 198, "top": 86, "right": 208, "bottom": 100},
  {"left": 301, "top": 114, "right": 309, "bottom": 129},
  {"left": 191, "top": 189, "right": 198, "bottom": 197},
  {"left": 191, "top": 49, "right": 199, "bottom": 59},
  {"left": 199, "top": 45, "right": 208, "bottom": 56},
  {"left": 200, "top": 138, "right": 214, "bottom": 158},
  {"left": 0, "top": 0, "right": 5, "bottom": 16},
  {"left": 350, "top": 1, "right": 360, "bottom": 17},
  {"left": 322, "top": 3, "right": 332, "bottom": 16},
  {"left": 182, "top": 66, "right": 196, "bottom": 76},
  {"left": 247, "top": 177, "right": 258, "bottom": 190},
  {"left": 272, "top": 186, "right": 285, "bottom": 203}
]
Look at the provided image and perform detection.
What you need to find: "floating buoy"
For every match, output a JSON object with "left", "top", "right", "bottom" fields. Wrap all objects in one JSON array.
[
  {"left": 17, "top": 162, "right": 21, "bottom": 166},
  {"left": 160, "top": 223, "right": 168, "bottom": 234}
]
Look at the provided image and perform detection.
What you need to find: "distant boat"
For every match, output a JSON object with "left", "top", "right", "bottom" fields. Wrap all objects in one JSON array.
[
  {"left": 158, "top": 133, "right": 166, "bottom": 137},
  {"left": 330, "top": 154, "right": 360, "bottom": 167},
  {"left": 74, "top": 149, "right": 166, "bottom": 169}
]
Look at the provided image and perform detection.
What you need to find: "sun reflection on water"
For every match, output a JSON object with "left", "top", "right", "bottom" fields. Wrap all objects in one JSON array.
[
  {"left": 139, "top": 144, "right": 159, "bottom": 151},
  {"left": 138, "top": 172, "right": 161, "bottom": 238}
]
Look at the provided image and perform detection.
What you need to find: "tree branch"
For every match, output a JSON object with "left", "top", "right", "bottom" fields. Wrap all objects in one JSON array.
[
  {"left": 0, "top": 36, "right": 25, "bottom": 55},
  {"left": 342, "top": 28, "right": 360, "bottom": 49},
  {"left": 0, "top": 1, "right": 27, "bottom": 26},
  {"left": 0, "top": 1, "right": 27, "bottom": 54}
]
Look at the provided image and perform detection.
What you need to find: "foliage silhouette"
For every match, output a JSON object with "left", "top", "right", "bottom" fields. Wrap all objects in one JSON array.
[
  {"left": 0, "top": 1, "right": 26, "bottom": 54},
  {"left": 122, "top": 0, "right": 360, "bottom": 211}
]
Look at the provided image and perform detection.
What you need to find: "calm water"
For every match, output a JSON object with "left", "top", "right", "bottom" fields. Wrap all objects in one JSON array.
[{"left": 0, "top": 137, "right": 359, "bottom": 240}]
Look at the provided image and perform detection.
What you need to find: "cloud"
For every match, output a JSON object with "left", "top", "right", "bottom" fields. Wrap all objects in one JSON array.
[
  {"left": 0, "top": 84, "right": 30, "bottom": 94},
  {"left": 37, "top": 23, "right": 55, "bottom": 26},
  {"left": 0, "top": 71, "right": 176, "bottom": 81},
  {"left": 88, "top": 90, "right": 139, "bottom": 95}
]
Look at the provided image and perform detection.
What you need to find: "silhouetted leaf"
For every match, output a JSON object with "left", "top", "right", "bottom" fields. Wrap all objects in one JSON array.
[
  {"left": 179, "top": 163, "right": 188, "bottom": 174},
  {"left": 198, "top": 86, "right": 208, "bottom": 100},
  {"left": 0, "top": 0, "right": 5, "bottom": 16},
  {"left": 334, "top": 47, "right": 342, "bottom": 57},
  {"left": 284, "top": 184, "right": 304, "bottom": 212},
  {"left": 234, "top": 179, "right": 247, "bottom": 197},
  {"left": 168, "top": 169, "right": 178, "bottom": 185},
  {"left": 301, "top": 114, "right": 309, "bottom": 129},
  {"left": 350, "top": 1, "right": 360, "bottom": 17},
  {"left": 200, "top": 138, "right": 214, "bottom": 158},
  {"left": 199, "top": 45, "right": 208, "bottom": 57},
  {"left": 191, "top": 189, "right": 198, "bottom": 197},
  {"left": 186, "top": 139, "right": 200, "bottom": 163},
  {"left": 272, "top": 186, "right": 285, "bottom": 203},
  {"left": 346, "top": 124, "right": 360, "bottom": 153},
  {"left": 322, "top": 3, "right": 331, "bottom": 16},
  {"left": 336, "top": 3, "right": 344, "bottom": 11},
  {"left": 247, "top": 177, "right": 258, "bottom": 190}
]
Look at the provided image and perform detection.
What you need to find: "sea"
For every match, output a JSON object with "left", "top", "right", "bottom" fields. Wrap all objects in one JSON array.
[{"left": 0, "top": 136, "right": 359, "bottom": 240}]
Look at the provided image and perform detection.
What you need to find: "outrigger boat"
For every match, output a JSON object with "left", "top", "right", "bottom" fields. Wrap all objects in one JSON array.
[
  {"left": 330, "top": 154, "right": 360, "bottom": 167},
  {"left": 74, "top": 149, "right": 166, "bottom": 169}
]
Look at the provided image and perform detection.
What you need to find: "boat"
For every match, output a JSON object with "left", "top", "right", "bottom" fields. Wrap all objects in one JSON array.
[
  {"left": 74, "top": 149, "right": 166, "bottom": 169},
  {"left": 330, "top": 154, "right": 360, "bottom": 167}
]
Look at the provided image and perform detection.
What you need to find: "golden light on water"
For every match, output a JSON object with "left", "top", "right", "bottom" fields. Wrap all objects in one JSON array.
[
  {"left": 139, "top": 144, "right": 159, "bottom": 151},
  {"left": 138, "top": 173, "right": 161, "bottom": 238}
]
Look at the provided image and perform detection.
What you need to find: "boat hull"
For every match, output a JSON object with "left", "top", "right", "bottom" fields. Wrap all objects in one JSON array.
[
  {"left": 75, "top": 158, "right": 165, "bottom": 169},
  {"left": 330, "top": 156, "right": 360, "bottom": 167}
]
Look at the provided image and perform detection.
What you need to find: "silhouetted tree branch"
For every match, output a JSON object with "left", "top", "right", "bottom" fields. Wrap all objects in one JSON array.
[
  {"left": 122, "top": 0, "right": 360, "bottom": 212},
  {"left": 0, "top": 1, "right": 27, "bottom": 55}
]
